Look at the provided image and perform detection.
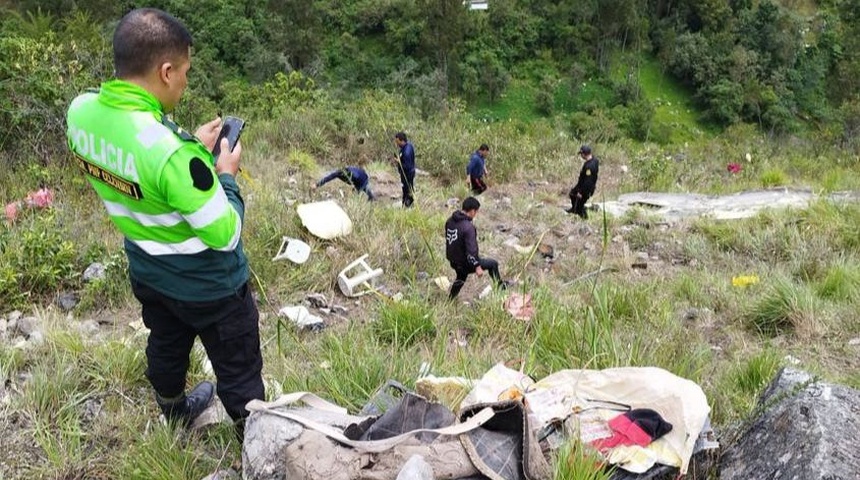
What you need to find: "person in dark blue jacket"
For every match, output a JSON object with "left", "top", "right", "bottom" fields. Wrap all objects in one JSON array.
[
  {"left": 313, "top": 166, "right": 374, "bottom": 200},
  {"left": 445, "top": 197, "right": 510, "bottom": 299},
  {"left": 466, "top": 144, "right": 489, "bottom": 194},
  {"left": 392, "top": 132, "right": 416, "bottom": 207},
  {"left": 567, "top": 145, "right": 599, "bottom": 218}
]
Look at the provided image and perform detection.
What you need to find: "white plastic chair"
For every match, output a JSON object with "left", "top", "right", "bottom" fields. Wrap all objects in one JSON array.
[
  {"left": 272, "top": 237, "right": 311, "bottom": 264},
  {"left": 337, "top": 254, "right": 383, "bottom": 297}
]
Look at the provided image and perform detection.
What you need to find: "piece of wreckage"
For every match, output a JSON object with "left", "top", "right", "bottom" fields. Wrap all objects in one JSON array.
[{"left": 242, "top": 363, "right": 717, "bottom": 480}]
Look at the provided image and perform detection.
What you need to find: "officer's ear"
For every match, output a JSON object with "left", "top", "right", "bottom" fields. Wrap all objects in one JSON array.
[{"left": 157, "top": 61, "right": 174, "bottom": 86}]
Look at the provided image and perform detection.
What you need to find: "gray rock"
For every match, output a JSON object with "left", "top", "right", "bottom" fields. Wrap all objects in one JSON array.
[
  {"left": 848, "top": 337, "right": 860, "bottom": 347},
  {"left": 396, "top": 455, "right": 434, "bottom": 480},
  {"left": 77, "top": 320, "right": 100, "bottom": 336},
  {"left": 200, "top": 470, "right": 240, "bottom": 480},
  {"left": 16, "top": 316, "right": 38, "bottom": 337},
  {"left": 612, "top": 235, "right": 624, "bottom": 244},
  {"left": 7, "top": 310, "right": 23, "bottom": 322},
  {"left": 577, "top": 224, "right": 594, "bottom": 236},
  {"left": 635, "top": 251, "right": 650, "bottom": 261},
  {"left": 501, "top": 197, "right": 512, "bottom": 207},
  {"left": 82, "top": 262, "right": 106, "bottom": 282},
  {"left": 720, "top": 368, "right": 860, "bottom": 480},
  {"left": 0, "top": 318, "right": 7, "bottom": 337},
  {"left": 27, "top": 331, "right": 44, "bottom": 346},
  {"left": 416, "top": 271, "right": 430, "bottom": 281},
  {"left": 446, "top": 198, "right": 459, "bottom": 208},
  {"left": 58, "top": 292, "right": 78, "bottom": 311}
]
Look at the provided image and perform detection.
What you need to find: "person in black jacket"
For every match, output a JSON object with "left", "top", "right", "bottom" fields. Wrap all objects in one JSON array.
[
  {"left": 567, "top": 144, "right": 599, "bottom": 219},
  {"left": 445, "top": 197, "right": 509, "bottom": 299}
]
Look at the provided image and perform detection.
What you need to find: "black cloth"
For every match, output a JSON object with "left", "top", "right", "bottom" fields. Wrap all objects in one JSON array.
[
  {"left": 449, "top": 257, "right": 502, "bottom": 299},
  {"left": 445, "top": 210, "right": 480, "bottom": 270},
  {"left": 131, "top": 279, "right": 265, "bottom": 421}
]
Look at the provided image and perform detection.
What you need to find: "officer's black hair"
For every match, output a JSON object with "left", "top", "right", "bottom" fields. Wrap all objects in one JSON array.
[
  {"left": 113, "top": 8, "right": 193, "bottom": 79},
  {"left": 395, "top": 132, "right": 408, "bottom": 143},
  {"left": 462, "top": 197, "right": 481, "bottom": 212},
  {"left": 479, "top": 144, "right": 490, "bottom": 151}
]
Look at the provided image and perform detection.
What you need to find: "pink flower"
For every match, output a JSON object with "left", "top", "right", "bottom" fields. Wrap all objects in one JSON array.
[
  {"left": 727, "top": 163, "right": 742, "bottom": 174},
  {"left": 26, "top": 187, "right": 54, "bottom": 208},
  {"left": 5, "top": 202, "right": 19, "bottom": 222}
]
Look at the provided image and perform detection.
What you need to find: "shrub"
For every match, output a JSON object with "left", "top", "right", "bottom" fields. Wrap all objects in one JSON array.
[{"left": 760, "top": 168, "right": 789, "bottom": 187}]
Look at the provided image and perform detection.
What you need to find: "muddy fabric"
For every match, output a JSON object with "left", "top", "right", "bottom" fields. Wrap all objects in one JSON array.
[
  {"left": 459, "top": 400, "right": 551, "bottom": 480},
  {"left": 283, "top": 428, "right": 481, "bottom": 480},
  {"left": 359, "top": 393, "right": 457, "bottom": 443}
]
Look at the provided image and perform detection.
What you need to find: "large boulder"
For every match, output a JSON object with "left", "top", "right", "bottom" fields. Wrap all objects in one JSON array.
[{"left": 719, "top": 368, "right": 860, "bottom": 480}]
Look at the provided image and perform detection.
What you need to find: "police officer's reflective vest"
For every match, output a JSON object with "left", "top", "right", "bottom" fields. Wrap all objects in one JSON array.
[{"left": 66, "top": 80, "right": 241, "bottom": 257}]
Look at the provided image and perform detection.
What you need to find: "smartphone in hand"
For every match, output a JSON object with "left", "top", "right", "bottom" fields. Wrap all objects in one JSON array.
[{"left": 212, "top": 116, "right": 245, "bottom": 160}]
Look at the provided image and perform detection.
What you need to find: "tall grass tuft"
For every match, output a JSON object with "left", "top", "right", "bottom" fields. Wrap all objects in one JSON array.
[
  {"left": 743, "top": 277, "right": 824, "bottom": 337},
  {"left": 372, "top": 299, "right": 437, "bottom": 347},
  {"left": 552, "top": 441, "right": 614, "bottom": 480}
]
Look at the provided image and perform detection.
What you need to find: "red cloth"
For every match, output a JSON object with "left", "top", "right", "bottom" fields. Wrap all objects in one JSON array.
[{"left": 591, "top": 414, "right": 654, "bottom": 451}]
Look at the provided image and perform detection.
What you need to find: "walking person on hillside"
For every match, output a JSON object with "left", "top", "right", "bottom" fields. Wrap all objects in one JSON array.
[
  {"left": 392, "top": 132, "right": 416, "bottom": 207},
  {"left": 66, "top": 8, "right": 263, "bottom": 436},
  {"left": 466, "top": 144, "right": 490, "bottom": 195},
  {"left": 313, "top": 166, "right": 375, "bottom": 200},
  {"left": 445, "top": 197, "right": 511, "bottom": 299},
  {"left": 567, "top": 144, "right": 599, "bottom": 219}
]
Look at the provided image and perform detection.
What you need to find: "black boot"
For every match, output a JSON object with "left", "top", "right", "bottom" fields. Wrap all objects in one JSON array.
[{"left": 157, "top": 381, "right": 215, "bottom": 427}]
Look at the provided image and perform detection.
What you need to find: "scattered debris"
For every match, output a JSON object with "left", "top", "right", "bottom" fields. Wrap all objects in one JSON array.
[
  {"left": 504, "top": 293, "right": 534, "bottom": 321},
  {"left": 278, "top": 306, "right": 325, "bottom": 332},
  {"left": 446, "top": 198, "right": 459, "bottom": 208},
  {"left": 631, "top": 262, "right": 648, "bottom": 270},
  {"left": 732, "top": 274, "right": 759, "bottom": 287},
  {"left": 272, "top": 237, "right": 311, "bottom": 264},
  {"left": 849, "top": 338, "right": 860, "bottom": 347},
  {"left": 433, "top": 277, "right": 451, "bottom": 291},
  {"left": 727, "top": 163, "right": 742, "bottom": 174},
  {"left": 337, "top": 254, "right": 383, "bottom": 297},
  {"left": 15, "top": 316, "right": 38, "bottom": 337},
  {"left": 4, "top": 186, "right": 54, "bottom": 223},
  {"left": 537, "top": 244, "right": 554, "bottom": 259},
  {"left": 305, "top": 293, "right": 329, "bottom": 309},
  {"left": 478, "top": 285, "right": 493, "bottom": 299},
  {"left": 296, "top": 200, "right": 353, "bottom": 239},
  {"left": 416, "top": 271, "right": 429, "bottom": 281}
]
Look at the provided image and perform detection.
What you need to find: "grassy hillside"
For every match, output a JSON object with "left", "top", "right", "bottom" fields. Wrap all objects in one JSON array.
[{"left": 2, "top": 95, "right": 860, "bottom": 478}]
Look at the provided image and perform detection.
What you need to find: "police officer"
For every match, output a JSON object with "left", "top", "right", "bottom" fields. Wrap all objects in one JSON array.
[
  {"left": 567, "top": 145, "right": 600, "bottom": 219},
  {"left": 392, "top": 132, "right": 416, "bottom": 207},
  {"left": 66, "top": 8, "right": 264, "bottom": 432}
]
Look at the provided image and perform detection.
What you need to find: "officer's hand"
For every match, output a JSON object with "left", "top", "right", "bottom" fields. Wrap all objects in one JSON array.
[
  {"left": 475, "top": 266, "right": 484, "bottom": 277},
  {"left": 195, "top": 117, "right": 222, "bottom": 152},
  {"left": 215, "top": 138, "right": 242, "bottom": 177}
]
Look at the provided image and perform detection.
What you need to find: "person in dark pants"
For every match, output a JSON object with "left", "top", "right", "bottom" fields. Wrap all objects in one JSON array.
[
  {"left": 66, "top": 8, "right": 264, "bottom": 433},
  {"left": 392, "top": 132, "right": 416, "bottom": 207},
  {"left": 466, "top": 144, "right": 489, "bottom": 195},
  {"left": 445, "top": 197, "right": 510, "bottom": 299},
  {"left": 567, "top": 144, "right": 600, "bottom": 219},
  {"left": 313, "top": 166, "right": 375, "bottom": 200}
]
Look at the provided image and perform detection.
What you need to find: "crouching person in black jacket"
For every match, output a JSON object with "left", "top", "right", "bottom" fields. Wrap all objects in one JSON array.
[{"left": 445, "top": 197, "right": 509, "bottom": 299}]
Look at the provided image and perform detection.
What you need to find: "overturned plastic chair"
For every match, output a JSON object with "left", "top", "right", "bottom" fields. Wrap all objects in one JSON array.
[{"left": 337, "top": 254, "right": 383, "bottom": 297}]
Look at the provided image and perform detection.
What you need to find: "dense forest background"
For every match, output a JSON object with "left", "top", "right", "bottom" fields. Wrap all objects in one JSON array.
[{"left": 3, "top": 0, "right": 860, "bottom": 163}]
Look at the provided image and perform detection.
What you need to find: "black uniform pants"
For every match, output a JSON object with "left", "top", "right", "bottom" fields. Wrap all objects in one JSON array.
[
  {"left": 569, "top": 189, "right": 592, "bottom": 219},
  {"left": 131, "top": 279, "right": 265, "bottom": 421},
  {"left": 449, "top": 258, "right": 502, "bottom": 299},
  {"left": 470, "top": 177, "right": 488, "bottom": 195},
  {"left": 398, "top": 167, "right": 415, "bottom": 207}
]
